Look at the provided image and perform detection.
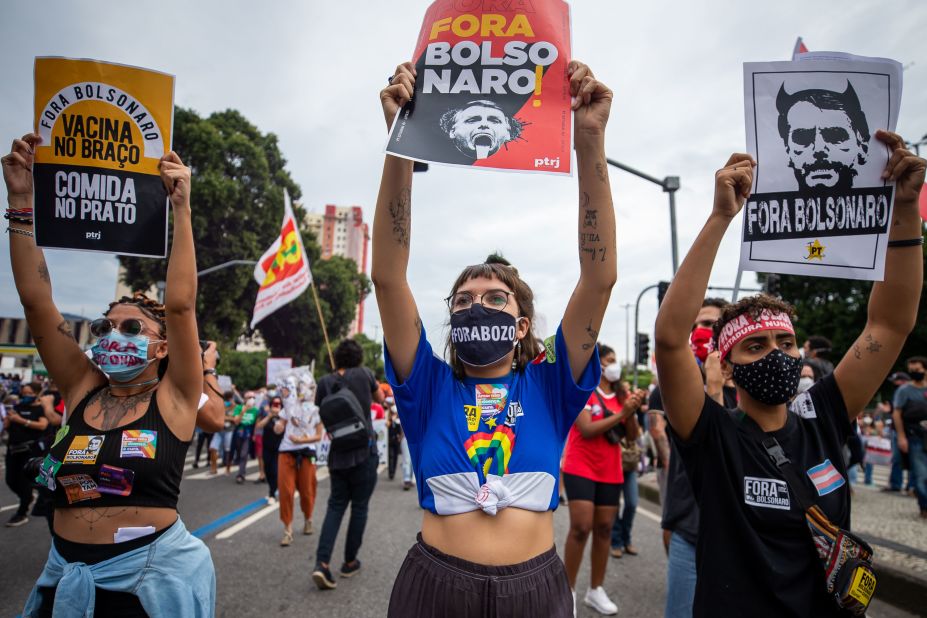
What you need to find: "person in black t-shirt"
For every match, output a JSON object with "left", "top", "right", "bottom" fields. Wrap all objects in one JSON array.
[
  {"left": 312, "top": 338, "right": 384, "bottom": 590},
  {"left": 3, "top": 382, "right": 50, "bottom": 526},
  {"left": 653, "top": 138, "right": 925, "bottom": 617}
]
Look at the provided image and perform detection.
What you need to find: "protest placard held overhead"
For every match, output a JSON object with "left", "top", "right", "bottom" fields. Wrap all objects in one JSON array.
[
  {"left": 385, "top": 0, "right": 572, "bottom": 175},
  {"left": 740, "top": 54, "right": 902, "bottom": 280},
  {"left": 33, "top": 57, "right": 175, "bottom": 257}
]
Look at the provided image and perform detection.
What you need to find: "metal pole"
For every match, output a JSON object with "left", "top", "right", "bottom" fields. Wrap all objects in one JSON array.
[
  {"left": 667, "top": 189, "right": 679, "bottom": 274},
  {"left": 623, "top": 303, "right": 631, "bottom": 367},
  {"left": 731, "top": 267, "right": 744, "bottom": 303},
  {"left": 633, "top": 284, "right": 659, "bottom": 388},
  {"left": 197, "top": 259, "right": 258, "bottom": 277}
]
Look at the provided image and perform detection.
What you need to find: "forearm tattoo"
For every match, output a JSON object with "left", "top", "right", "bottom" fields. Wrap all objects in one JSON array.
[
  {"left": 38, "top": 260, "right": 50, "bottom": 283},
  {"left": 388, "top": 188, "right": 411, "bottom": 249},
  {"left": 56, "top": 320, "right": 75, "bottom": 340},
  {"left": 595, "top": 161, "right": 608, "bottom": 184},
  {"left": 579, "top": 191, "right": 607, "bottom": 264},
  {"left": 865, "top": 333, "right": 882, "bottom": 354}
]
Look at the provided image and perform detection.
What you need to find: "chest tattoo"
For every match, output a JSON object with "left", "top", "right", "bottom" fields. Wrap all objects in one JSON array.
[{"left": 86, "top": 388, "right": 155, "bottom": 431}]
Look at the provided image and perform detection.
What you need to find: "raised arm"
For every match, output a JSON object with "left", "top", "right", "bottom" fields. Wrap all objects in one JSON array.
[
  {"left": 654, "top": 155, "right": 755, "bottom": 440},
  {"left": 198, "top": 341, "right": 225, "bottom": 432},
  {"left": 159, "top": 152, "right": 202, "bottom": 420},
  {"left": 2, "top": 134, "right": 101, "bottom": 401},
  {"left": 834, "top": 131, "right": 926, "bottom": 418},
  {"left": 372, "top": 62, "right": 421, "bottom": 381},
  {"left": 560, "top": 62, "right": 617, "bottom": 381}
]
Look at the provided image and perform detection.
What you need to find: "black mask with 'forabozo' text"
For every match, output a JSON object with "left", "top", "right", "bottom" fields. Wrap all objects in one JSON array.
[{"left": 450, "top": 305, "right": 518, "bottom": 368}]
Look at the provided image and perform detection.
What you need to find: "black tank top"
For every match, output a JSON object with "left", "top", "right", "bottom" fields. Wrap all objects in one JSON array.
[{"left": 47, "top": 386, "right": 190, "bottom": 509}]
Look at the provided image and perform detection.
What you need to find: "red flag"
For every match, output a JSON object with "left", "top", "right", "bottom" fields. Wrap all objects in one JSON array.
[
  {"left": 250, "top": 191, "right": 312, "bottom": 328},
  {"left": 792, "top": 37, "right": 809, "bottom": 60}
]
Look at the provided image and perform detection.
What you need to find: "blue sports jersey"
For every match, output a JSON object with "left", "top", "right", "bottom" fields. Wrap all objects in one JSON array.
[{"left": 384, "top": 323, "right": 599, "bottom": 516}]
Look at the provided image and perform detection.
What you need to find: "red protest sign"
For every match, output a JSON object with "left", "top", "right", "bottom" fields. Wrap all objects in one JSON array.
[{"left": 386, "top": 0, "right": 572, "bottom": 175}]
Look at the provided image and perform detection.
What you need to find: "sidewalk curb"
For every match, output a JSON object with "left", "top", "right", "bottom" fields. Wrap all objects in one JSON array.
[
  {"left": 637, "top": 478, "right": 927, "bottom": 617},
  {"left": 870, "top": 562, "right": 927, "bottom": 617}
]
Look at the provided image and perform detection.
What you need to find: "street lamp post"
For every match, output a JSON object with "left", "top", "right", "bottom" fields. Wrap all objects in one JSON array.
[
  {"left": 605, "top": 158, "right": 680, "bottom": 274},
  {"left": 197, "top": 259, "right": 258, "bottom": 277},
  {"left": 633, "top": 283, "right": 659, "bottom": 388}
]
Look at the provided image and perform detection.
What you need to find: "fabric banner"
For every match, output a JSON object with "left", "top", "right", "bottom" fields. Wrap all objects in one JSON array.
[
  {"left": 250, "top": 191, "right": 312, "bottom": 328},
  {"left": 33, "top": 57, "right": 174, "bottom": 257},
  {"left": 740, "top": 54, "right": 902, "bottom": 281},
  {"left": 385, "top": 0, "right": 572, "bottom": 175}
]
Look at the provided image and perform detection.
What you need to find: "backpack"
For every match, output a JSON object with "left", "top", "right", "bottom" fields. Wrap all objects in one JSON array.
[{"left": 319, "top": 373, "right": 370, "bottom": 452}]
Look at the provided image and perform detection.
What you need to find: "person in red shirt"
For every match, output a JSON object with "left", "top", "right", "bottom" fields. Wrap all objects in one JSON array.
[{"left": 562, "top": 344, "right": 644, "bottom": 615}]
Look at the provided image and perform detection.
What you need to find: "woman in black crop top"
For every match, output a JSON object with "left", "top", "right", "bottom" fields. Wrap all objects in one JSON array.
[{"left": 4, "top": 134, "right": 215, "bottom": 616}]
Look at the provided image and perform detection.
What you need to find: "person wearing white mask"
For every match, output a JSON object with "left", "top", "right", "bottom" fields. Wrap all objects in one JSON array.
[
  {"left": 798, "top": 362, "right": 817, "bottom": 394},
  {"left": 562, "top": 344, "right": 644, "bottom": 615}
]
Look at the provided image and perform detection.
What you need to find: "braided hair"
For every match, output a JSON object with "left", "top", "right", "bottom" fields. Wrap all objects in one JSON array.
[{"left": 105, "top": 292, "right": 167, "bottom": 337}]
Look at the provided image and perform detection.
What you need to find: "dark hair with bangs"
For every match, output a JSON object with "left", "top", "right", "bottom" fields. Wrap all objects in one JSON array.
[
  {"left": 445, "top": 254, "right": 540, "bottom": 379},
  {"left": 711, "top": 294, "right": 797, "bottom": 354}
]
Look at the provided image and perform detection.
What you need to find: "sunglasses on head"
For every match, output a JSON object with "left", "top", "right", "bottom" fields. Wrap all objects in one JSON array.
[{"left": 90, "top": 318, "right": 154, "bottom": 338}]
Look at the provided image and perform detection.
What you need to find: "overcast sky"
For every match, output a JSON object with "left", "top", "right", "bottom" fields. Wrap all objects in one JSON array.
[{"left": 1, "top": 1, "right": 925, "bottom": 366}]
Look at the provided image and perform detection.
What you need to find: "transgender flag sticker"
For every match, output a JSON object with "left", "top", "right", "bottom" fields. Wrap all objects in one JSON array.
[{"left": 806, "top": 459, "right": 845, "bottom": 496}]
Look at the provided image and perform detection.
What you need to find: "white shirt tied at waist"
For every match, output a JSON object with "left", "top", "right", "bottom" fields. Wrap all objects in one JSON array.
[{"left": 475, "top": 478, "right": 514, "bottom": 516}]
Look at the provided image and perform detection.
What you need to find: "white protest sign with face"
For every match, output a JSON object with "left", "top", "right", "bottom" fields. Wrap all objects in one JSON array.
[{"left": 740, "top": 57, "right": 902, "bottom": 281}]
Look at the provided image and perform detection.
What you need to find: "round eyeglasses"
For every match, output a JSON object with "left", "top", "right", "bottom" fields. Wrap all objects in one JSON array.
[{"left": 445, "top": 289, "right": 514, "bottom": 314}]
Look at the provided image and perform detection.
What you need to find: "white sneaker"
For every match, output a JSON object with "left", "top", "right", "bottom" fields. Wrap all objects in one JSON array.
[
  {"left": 572, "top": 590, "right": 577, "bottom": 618},
  {"left": 266, "top": 496, "right": 277, "bottom": 505},
  {"left": 584, "top": 586, "right": 618, "bottom": 615}
]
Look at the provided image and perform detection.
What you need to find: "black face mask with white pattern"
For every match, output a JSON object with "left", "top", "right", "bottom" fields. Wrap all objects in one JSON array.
[{"left": 730, "top": 348, "right": 803, "bottom": 405}]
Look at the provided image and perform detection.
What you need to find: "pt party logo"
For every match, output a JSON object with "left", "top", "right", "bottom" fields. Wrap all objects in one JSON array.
[
  {"left": 386, "top": 0, "right": 572, "bottom": 175},
  {"left": 32, "top": 57, "right": 175, "bottom": 257}
]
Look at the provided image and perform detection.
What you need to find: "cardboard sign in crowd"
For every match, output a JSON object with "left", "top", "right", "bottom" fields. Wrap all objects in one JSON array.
[
  {"left": 33, "top": 57, "right": 175, "bottom": 257},
  {"left": 385, "top": 0, "right": 572, "bottom": 175}
]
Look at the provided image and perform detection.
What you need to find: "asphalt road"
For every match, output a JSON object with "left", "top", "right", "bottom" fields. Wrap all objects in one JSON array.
[{"left": 0, "top": 448, "right": 919, "bottom": 617}]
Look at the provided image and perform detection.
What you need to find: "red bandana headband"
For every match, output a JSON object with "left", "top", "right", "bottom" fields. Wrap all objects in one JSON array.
[{"left": 717, "top": 310, "right": 795, "bottom": 360}]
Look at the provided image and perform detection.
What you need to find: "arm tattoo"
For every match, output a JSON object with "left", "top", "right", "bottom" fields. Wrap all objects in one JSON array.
[
  {"left": 38, "top": 260, "right": 50, "bottom": 283},
  {"left": 583, "top": 209, "right": 598, "bottom": 229},
  {"left": 582, "top": 320, "right": 598, "bottom": 350},
  {"left": 387, "top": 188, "right": 411, "bottom": 249},
  {"left": 853, "top": 344, "right": 862, "bottom": 360},
  {"left": 595, "top": 161, "right": 608, "bottom": 183},
  {"left": 865, "top": 334, "right": 882, "bottom": 354},
  {"left": 56, "top": 320, "right": 75, "bottom": 340},
  {"left": 579, "top": 191, "right": 590, "bottom": 210},
  {"left": 87, "top": 388, "right": 156, "bottom": 431}
]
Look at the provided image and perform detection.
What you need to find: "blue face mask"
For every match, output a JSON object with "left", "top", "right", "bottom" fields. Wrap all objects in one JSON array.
[
  {"left": 91, "top": 331, "right": 161, "bottom": 382},
  {"left": 20, "top": 396, "right": 36, "bottom": 405}
]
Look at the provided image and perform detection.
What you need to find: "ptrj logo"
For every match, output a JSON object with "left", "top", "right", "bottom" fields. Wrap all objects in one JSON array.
[{"left": 533, "top": 156, "right": 560, "bottom": 169}]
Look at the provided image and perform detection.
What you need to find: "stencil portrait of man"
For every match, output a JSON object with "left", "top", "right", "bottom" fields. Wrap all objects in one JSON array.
[
  {"left": 776, "top": 81, "right": 871, "bottom": 192},
  {"left": 438, "top": 100, "right": 524, "bottom": 160}
]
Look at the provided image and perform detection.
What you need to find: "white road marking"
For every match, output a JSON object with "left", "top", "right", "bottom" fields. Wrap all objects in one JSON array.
[
  {"left": 0, "top": 504, "right": 18, "bottom": 513},
  {"left": 210, "top": 465, "right": 377, "bottom": 539},
  {"left": 187, "top": 459, "right": 259, "bottom": 480},
  {"left": 635, "top": 505, "right": 662, "bottom": 524}
]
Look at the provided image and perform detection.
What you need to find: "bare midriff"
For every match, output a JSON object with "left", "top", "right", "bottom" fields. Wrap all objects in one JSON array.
[
  {"left": 421, "top": 508, "right": 554, "bottom": 565},
  {"left": 53, "top": 506, "right": 177, "bottom": 544}
]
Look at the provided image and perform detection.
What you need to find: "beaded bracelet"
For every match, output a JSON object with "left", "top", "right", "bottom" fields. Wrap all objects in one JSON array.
[
  {"left": 4, "top": 215, "right": 33, "bottom": 225},
  {"left": 7, "top": 226, "right": 34, "bottom": 238},
  {"left": 887, "top": 238, "right": 924, "bottom": 248}
]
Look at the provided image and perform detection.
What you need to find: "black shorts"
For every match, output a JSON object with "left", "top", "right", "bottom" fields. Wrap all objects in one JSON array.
[
  {"left": 388, "top": 534, "right": 572, "bottom": 617},
  {"left": 562, "top": 472, "right": 621, "bottom": 506}
]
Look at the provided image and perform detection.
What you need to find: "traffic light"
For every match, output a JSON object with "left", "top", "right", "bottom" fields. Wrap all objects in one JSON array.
[
  {"left": 635, "top": 332, "right": 650, "bottom": 366},
  {"left": 657, "top": 281, "right": 670, "bottom": 306}
]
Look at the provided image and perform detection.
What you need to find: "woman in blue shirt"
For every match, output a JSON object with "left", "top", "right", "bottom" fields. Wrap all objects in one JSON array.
[{"left": 375, "top": 60, "right": 616, "bottom": 617}]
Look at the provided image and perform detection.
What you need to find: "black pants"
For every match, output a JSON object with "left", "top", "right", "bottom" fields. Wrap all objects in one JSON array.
[
  {"left": 5, "top": 449, "right": 34, "bottom": 516},
  {"left": 388, "top": 534, "right": 572, "bottom": 617},
  {"left": 194, "top": 432, "right": 212, "bottom": 465},
  {"left": 263, "top": 448, "right": 279, "bottom": 498},
  {"left": 315, "top": 453, "right": 378, "bottom": 566},
  {"left": 388, "top": 440, "right": 401, "bottom": 479}
]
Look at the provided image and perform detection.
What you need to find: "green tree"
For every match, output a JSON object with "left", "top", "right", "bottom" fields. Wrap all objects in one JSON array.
[
  {"left": 217, "top": 348, "right": 269, "bottom": 391},
  {"left": 353, "top": 332, "right": 385, "bottom": 381},
  {"left": 118, "top": 107, "right": 305, "bottom": 345},
  {"left": 759, "top": 241, "right": 927, "bottom": 400},
  {"left": 258, "top": 256, "right": 371, "bottom": 367}
]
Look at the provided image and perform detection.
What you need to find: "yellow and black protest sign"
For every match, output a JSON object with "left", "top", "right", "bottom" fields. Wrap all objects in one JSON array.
[{"left": 33, "top": 57, "right": 174, "bottom": 257}]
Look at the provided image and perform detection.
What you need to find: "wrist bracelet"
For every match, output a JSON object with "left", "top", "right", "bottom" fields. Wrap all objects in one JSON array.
[
  {"left": 887, "top": 238, "right": 924, "bottom": 248},
  {"left": 203, "top": 368, "right": 217, "bottom": 376},
  {"left": 7, "top": 226, "right": 34, "bottom": 238}
]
